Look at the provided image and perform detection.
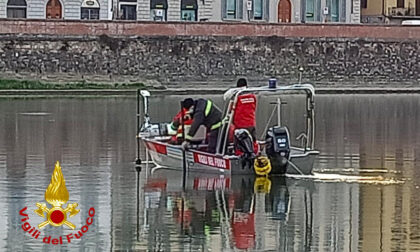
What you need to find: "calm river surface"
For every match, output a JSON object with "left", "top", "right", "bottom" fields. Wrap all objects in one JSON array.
[{"left": 0, "top": 94, "right": 419, "bottom": 251}]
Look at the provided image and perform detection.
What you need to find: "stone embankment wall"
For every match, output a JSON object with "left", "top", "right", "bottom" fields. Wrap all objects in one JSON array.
[{"left": 0, "top": 20, "right": 420, "bottom": 87}]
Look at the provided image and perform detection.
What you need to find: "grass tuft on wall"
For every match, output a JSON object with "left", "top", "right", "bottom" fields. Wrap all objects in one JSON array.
[{"left": 0, "top": 79, "right": 146, "bottom": 90}]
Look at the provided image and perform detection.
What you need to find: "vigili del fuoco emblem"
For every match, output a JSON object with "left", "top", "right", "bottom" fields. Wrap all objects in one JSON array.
[{"left": 34, "top": 161, "right": 79, "bottom": 229}]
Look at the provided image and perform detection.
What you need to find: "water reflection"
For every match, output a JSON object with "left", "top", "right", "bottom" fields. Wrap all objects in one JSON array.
[
  {"left": 136, "top": 168, "right": 362, "bottom": 251},
  {"left": 0, "top": 95, "right": 419, "bottom": 251}
]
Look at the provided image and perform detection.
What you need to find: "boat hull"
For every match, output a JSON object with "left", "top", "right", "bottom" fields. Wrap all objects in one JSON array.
[{"left": 143, "top": 139, "right": 318, "bottom": 175}]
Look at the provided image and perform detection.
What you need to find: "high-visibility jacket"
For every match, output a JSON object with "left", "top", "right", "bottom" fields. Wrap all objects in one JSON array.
[
  {"left": 170, "top": 108, "right": 193, "bottom": 141},
  {"left": 229, "top": 93, "right": 258, "bottom": 153},
  {"left": 186, "top": 99, "right": 222, "bottom": 140},
  {"left": 232, "top": 93, "right": 257, "bottom": 129}
]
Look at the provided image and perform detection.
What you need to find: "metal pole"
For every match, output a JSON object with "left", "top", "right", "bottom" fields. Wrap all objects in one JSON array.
[
  {"left": 136, "top": 165, "right": 141, "bottom": 241},
  {"left": 180, "top": 101, "right": 187, "bottom": 233},
  {"left": 136, "top": 89, "right": 142, "bottom": 165},
  {"left": 305, "top": 94, "right": 310, "bottom": 150},
  {"left": 299, "top": 66, "right": 304, "bottom": 84},
  {"left": 310, "top": 95, "right": 315, "bottom": 150},
  {"left": 277, "top": 98, "right": 281, "bottom": 126},
  {"left": 181, "top": 101, "right": 187, "bottom": 188}
]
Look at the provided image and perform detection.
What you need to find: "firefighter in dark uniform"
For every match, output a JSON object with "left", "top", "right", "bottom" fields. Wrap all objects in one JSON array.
[{"left": 181, "top": 98, "right": 222, "bottom": 153}]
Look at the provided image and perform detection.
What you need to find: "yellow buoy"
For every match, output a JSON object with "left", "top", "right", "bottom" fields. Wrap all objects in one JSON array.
[
  {"left": 254, "top": 156, "right": 272, "bottom": 176},
  {"left": 254, "top": 177, "right": 272, "bottom": 194}
]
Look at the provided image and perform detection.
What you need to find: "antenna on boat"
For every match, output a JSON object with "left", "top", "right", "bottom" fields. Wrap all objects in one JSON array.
[
  {"left": 180, "top": 100, "right": 188, "bottom": 189},
  {"left": 136, "top": 154, "right": 141, "bottom": 241},
  {"left": 180, "top": 100, "right": 187, "bottom": 234},
  {"left": 136, "top": 89, "right": 151, "bottom": 167},
  {"left": 277, "top": 98, "right": 282, "bottom": 126},
  {"left": 135, "top": 89, "right": 143, "bottom": 167},
  {"left": 140, "top": 90, "right": 151, "bottom": 129},
  {"left": 298, "top": 66, "right": 304, "bottom": 85}
]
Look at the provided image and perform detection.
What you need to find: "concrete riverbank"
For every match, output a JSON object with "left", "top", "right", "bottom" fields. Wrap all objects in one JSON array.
[
  {"left": 1, "top": 20, "right": 420, "bottom": 89},
  {"left": 1, "top": 87, "right": 420, "bottom": 97}
]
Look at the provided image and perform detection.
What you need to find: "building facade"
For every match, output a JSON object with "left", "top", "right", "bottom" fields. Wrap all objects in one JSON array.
[
  {"left": 361, "top": 0, "right": 420, "bottom": 23},
  {"left": 0, "top": 0, "right": 361, "bottom": 23},
  {"left": 0, "top": 0, "right": 111, "bottom": 19}
]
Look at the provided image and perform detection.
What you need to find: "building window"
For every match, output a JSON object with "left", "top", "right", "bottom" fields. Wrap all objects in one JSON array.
[
  {"left": 327, "top": 0, "right": 339, "bottom": 22},
  {"left": 253, "top": 0, "right": 263, "bottom": 19},
  {"left": 7, "top": 0, "right": 27, "bottom": 18},
  {"left": 181, "top": 9, "right": 196, "bottom": 20},
  {"left": 305, "top": 0, "right": 321, "bottom": 22},
  {"left": 81, "top": 0, "right": 100, "bottom": 20},
  {"left": 151, "top": 0, "right": 168, "bottom": 21},
  {"left": 119, "top": 2, "right": 137, "bottom": 20},
  {"left": 223, "top": 0, "right": 243, "bottom": 19},
  {"left": 340, "top": 0, "right": 346, "bottom": 22},
  {"left": 81, "top": 8, "right": 100, "bottom": 19},
  {"left": 227, "top": 0, "right": 236, "bottom": 18},
  {"left": 361, "top": 0, "right": 367, "bottom": 9},
  {"left": 118, "top": 0, "right": 136, "bottom": 20},
  {"left": 397, "top": 0, "right": 404, "bottom": 8},
  {"left": 181, "top": 0, "right": 197, "bottom": 21},
  {"left": 120, "top": 5, "right": 137, "bottom": 19}
]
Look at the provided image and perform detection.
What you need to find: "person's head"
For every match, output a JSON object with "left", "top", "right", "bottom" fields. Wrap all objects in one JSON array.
[
  {"left": 182, "top": 98, "right": 194, "bottom": 110},
  {"left": 237, "top": 78, "right": 248, "bottom": 88}
]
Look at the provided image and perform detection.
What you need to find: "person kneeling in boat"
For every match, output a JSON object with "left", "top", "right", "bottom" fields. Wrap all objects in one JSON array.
[
  {"left": 181, "top": 98, "right": 222, "bottom": 153},
  {"left": 168, "top": 98, "right": 194, "bottom": 144}
]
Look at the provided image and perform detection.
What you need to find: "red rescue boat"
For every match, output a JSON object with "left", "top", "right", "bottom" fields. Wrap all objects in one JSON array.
[{"left": 136, "top": 82, "right": 319, "bottom": 175}]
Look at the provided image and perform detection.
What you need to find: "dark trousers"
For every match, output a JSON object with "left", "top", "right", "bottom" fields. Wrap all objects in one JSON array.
[
  {"left": 207, "top": 128, "right": 219, "bottom": 153},
  {"left": 246, "top": 127, "right": 256, "bottom": 141}
]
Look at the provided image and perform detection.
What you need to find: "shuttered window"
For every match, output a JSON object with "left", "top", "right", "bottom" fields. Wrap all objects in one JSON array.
[
  {"left": 7, "top": 0, "right": 27, "bottom": 18},
  {"left": 223, "top": 0, "right": 243, "bottom": 19},
  {"left": 253, "top": 0, "right": 263, "bottom": 19}
]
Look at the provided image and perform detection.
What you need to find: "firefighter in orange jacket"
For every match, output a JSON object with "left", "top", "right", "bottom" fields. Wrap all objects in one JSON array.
[
  {"left": 169, "top": 98, "right": 194, "bottom": 144},
  {"left": 225, "top": 78, "right": 257, "bottom": 140},
  {"left": 225, "top": 78, "right": 257, "bottom": 141}
]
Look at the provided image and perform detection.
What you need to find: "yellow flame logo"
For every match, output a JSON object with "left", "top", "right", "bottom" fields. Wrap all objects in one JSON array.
[
  {"left": 34, "top": 161, "right": 79, "bottom": 229},
  {"left": 45, "top": 162, "right": 69, "bottom": 207}
]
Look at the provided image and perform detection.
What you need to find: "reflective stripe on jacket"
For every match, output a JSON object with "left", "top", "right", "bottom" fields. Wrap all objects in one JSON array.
[
  {"left": 170, "top": 108, "right": 193, "bottom": 140},
  {"left": 186, "top": 99, "right": 222, "bottom": 139}
]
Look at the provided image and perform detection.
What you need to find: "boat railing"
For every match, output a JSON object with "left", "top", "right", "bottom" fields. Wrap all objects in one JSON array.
[{"left": 216, "top": 83, "right": 316, "bottom": 156}]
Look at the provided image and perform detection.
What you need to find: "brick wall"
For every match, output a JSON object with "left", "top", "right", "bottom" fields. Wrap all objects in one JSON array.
[{"left": 1, "top": 19, "right": 420, "bottom": 39}]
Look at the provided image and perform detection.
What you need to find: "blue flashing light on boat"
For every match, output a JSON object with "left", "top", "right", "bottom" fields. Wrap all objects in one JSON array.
[{"left": 269, "top": 78, "right": 277, "bottom": 88}]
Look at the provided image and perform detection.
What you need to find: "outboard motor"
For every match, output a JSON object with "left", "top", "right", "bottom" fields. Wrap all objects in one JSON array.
[
  {"left": 234, "top": 129, "right": 256, "bottom": 170},
  {"left": 265, "top": 126, "right": 291, "bottom": 174},
  {"left": 140, "top": 122, "right": 169, "bottom": 137},
  {"left": 138, "top": 89, "right": 170, "bottom": 138}
]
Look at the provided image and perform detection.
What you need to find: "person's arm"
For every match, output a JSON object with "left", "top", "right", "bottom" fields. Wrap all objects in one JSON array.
[
  {"left": 186, "top": 101, "right": 205, "bottom": 140},
  {"left": 170, "top": 111, "right": 182, "bottom": 131}
]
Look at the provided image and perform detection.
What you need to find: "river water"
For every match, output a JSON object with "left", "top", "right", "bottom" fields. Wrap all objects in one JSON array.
[{"left": 0, "top": 94, "right": 419, "bottom": 251}]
